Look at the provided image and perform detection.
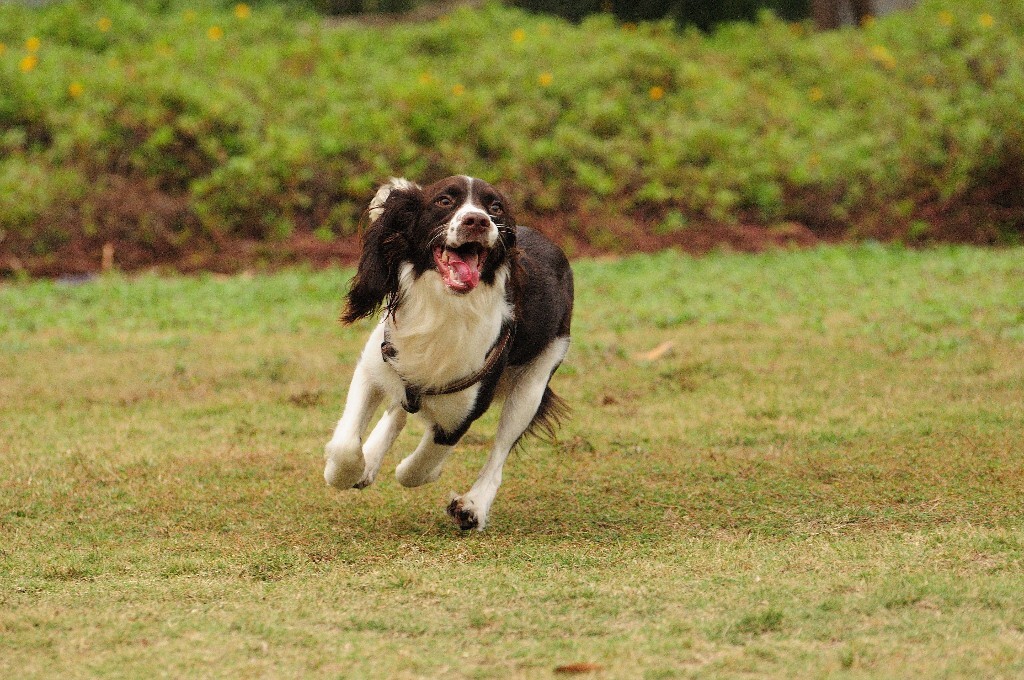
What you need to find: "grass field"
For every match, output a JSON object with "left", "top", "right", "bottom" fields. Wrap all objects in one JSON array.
[{"left": 2, "top": 245, "right": 1024, "bottom": 678}]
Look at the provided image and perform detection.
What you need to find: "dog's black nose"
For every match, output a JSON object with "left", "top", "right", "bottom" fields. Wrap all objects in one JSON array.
[{"left": 460, "top": 212, "right": 490, "bottom": 234}]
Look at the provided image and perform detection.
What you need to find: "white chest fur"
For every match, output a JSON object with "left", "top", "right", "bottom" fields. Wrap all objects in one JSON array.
[{"left": 385, "top": 263, "right": 512, "bottom": 390}]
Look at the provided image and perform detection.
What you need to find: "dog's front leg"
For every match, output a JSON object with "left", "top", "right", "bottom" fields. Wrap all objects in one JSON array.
[
  {"left": 448, "top": 338, "right": 569, "bottom": 531},
  {"left": 324, "top": 360, "right": 383, "bottom": 489},
  {"left": 354, "top": 405, "right": 407, "bottom": 489},
  {"left": 446, "top": 405, "right": 524, "bottom": 531}
]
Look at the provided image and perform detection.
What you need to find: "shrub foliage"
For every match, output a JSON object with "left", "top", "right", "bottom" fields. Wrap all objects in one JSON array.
[{"left": 0, "top": 0, "right": 1022, "bottom": 272}]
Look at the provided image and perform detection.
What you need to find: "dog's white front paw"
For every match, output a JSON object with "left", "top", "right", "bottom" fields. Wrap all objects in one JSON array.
[
  {"left": 352, "top": 469, "right": 377, "bottom": 490},
  {"left": 323, "top": 440, "right": 365, "bottom": 489},
  {"left": 353, "top": 455, "right": 385, "bottom": 489},
  {"left": 446, "top": 494, "right": 489, "bottom": 531}
]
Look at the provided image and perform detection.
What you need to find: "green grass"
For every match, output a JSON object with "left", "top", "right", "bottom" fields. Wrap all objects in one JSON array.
[{"left": 2, "top": 245, "right": 1024, "bottom": 677}]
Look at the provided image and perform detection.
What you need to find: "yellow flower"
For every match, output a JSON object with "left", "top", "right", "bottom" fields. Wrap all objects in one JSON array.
[
  {"left": 938, "top": 10, "right": 954, "bottom": 26},
  {"left": 97, "top": 17, "right": 112, "bottom": 32},
  {"left": 418, "top": 72, "right": 432, "bottom": 85},
  {"left": 649, "top": 85, "right": 665, "bottom": 101},
  {"left": 538, "top": 72, "right": 553, "bottom": 87},
  {"left": 979, "top": 13, "right": 995, "bottom": 28},
  {"left": 68, "top": 81, "right": 84, "bottom": 98},
  {"left": 234, "top": 4, "right": 252, "bottom": 19},
  {"left": 452, "top": 83, "right": 465, "bottom": 96},
  {"left": 870, "top": 44, "right": 896, "bottom": 69},
  {"left": 809, "top": 86, "right": 824, "bottom": 102},
  {"left": 20, "top": 55, "right": 38, "bottom": 72},
  {"left": 207, "top": 25, "right": 224, "bottom": 41},
  {"left": 26, "top": 37, "right": 41, "bottom": 52},
  {"left": 511, "top": 28, "right": 526, "bottom": 43},
  {"left": 923, "top": 74, "right": 936, "bottom": 86}
]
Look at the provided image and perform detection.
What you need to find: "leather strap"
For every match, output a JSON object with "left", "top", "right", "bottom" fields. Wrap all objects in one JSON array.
[{"left": 381, "top": 325, "right": 512, "bottom": 413}]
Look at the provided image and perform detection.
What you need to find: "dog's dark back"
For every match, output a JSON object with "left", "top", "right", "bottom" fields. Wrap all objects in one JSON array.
[{"left": 507, "top": 225, "right": 573, "bottom": 368}]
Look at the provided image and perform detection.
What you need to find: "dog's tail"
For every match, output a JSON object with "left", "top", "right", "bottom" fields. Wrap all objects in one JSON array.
[{"left": 524, "top": 386, "right": 571, "bottom": 444}]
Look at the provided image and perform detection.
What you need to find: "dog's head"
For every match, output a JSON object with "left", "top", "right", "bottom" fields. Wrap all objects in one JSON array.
[{"left": 342, "top": 176, "right": 518, "bottom": 323}]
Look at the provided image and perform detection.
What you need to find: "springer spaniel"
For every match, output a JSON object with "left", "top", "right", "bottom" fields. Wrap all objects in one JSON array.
[{"left": 324, "top": 176, "right": 574, "bottom": 530}]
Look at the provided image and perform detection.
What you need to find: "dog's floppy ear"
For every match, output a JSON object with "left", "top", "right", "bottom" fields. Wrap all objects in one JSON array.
[{"left": 342, "top": 180, "right": 422, "bottom": 324}]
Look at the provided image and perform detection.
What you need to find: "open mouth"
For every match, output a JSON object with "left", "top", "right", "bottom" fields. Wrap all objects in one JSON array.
[{"left": 433, "top": 242, "right": 487, "bottom": 293}]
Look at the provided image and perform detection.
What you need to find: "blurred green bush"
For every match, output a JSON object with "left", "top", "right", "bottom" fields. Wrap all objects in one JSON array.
[
  {"left": 306, "top": 0, "right": 421, "bottom": 15},
  {"left": 0, "top": 0, "right": 1021, "bottom": 268},
  {"left": 507, "top": 0, "right": 810, "bottom": 29}
]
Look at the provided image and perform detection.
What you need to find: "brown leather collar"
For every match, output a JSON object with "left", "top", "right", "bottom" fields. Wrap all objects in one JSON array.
[{"left": 381, "top": 325, "right": 512, "bottom": 413}]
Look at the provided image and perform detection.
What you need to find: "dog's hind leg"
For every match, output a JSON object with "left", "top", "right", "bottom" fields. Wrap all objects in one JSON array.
[
  {"left": 324, "top": 361, "right": 384, "bottom": 489},
  {"left": 354, "top": 405, "right": 407, "bottom": 489},
  {"left": 448, "top": 337, "right": 570, "bottom": 531},
  {"left": 395, "top": 429, "right": 453, "bottom": 488}
]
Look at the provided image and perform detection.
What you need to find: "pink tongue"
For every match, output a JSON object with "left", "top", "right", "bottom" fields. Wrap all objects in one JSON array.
[{"left": 449, "top": 254, "right": 480, "bottom": 287}]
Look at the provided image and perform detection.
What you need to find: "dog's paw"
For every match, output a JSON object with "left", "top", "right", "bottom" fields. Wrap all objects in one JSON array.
[
  {"left": 352, "top": 470, "right": 377, "bottom": 490},
  {"left": 395, "top": 456, "right": 443, "bottom": 488},
  {"left": 447, "top": 495, "right": 486, "bottom": 531},
  {"left": 323, "top": 440, "right": 365, "bottom": 490}
]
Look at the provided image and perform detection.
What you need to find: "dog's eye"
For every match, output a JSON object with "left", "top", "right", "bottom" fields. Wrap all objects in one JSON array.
[
  {"left": 488, "top": 202, "right": 503, "bottom": 216},
  {"left": 435, "top": 196, "right": 454, "bottom": 208}
]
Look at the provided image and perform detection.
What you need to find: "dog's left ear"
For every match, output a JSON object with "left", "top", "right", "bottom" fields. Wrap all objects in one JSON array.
[{"left": 342, "top": 182, "right": 422, "bottom": 324}]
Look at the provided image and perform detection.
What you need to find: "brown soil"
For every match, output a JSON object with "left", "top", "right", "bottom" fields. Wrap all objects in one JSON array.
[
  {"left": 1, "top": 213, "right": 826, "bottom": 279},
  {"left": 2, "top": 168, "right": 1020, "bottom": 278}
]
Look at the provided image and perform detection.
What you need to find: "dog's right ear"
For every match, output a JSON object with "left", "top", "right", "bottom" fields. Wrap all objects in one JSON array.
[{"left": 342, "top": 179, "right": 422, "bottom": 324}]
